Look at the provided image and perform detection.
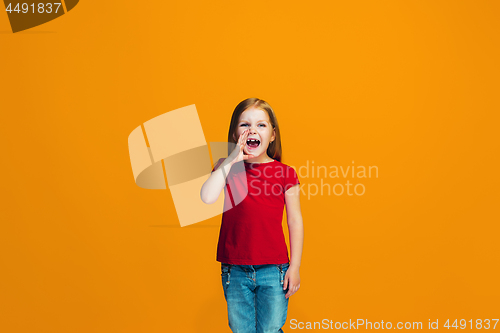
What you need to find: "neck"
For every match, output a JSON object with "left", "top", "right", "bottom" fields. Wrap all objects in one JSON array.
[{"left": 245, "top": 155, "right": 274, "bottom": 164}]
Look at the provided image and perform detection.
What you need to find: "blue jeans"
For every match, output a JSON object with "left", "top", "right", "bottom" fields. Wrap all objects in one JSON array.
[{"left": 221, "top": 263, "right": 290, "bottom": 333}]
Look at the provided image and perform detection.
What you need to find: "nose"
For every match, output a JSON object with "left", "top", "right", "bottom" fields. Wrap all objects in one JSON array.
[{"left": 248, "top": 125, "right": 257, "bottom": 134}]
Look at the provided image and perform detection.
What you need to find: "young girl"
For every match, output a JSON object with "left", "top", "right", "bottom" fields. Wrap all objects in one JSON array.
[{"left": 201, "top": 98, "right": 304, "bottom": 333}]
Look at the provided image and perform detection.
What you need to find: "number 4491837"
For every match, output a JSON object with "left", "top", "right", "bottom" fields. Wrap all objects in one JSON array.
[
  {"left": 5, "top": 3, "right": 62, "bottom": 14},
  {"left": 444, "top": 319, "right": 498, "bottom": 329}
]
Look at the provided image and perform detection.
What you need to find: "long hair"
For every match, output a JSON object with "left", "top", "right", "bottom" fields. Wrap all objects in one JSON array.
[{"left": 227, "top": 98, "right": 282, "bottom": 162}]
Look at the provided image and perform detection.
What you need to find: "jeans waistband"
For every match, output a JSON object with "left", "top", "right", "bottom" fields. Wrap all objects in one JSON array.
[{"left": 221, "top": 263, "right": 289, "bottom": 272}]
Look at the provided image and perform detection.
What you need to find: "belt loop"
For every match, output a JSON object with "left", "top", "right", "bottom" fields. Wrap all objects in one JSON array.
[{"left": 278, "top": 264, "right": 284, "bottom": 285}]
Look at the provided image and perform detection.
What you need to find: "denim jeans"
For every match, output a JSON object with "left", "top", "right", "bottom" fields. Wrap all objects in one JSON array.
[{"left": 221, "top": 263, "right": 290, "bottom": 333}]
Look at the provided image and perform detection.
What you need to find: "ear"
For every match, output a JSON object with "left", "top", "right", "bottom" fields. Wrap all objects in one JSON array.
[{"left": 271, "top": 127, "right": 276, "bottom": 142}]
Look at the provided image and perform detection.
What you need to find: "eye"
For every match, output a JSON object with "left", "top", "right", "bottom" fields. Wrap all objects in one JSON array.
[
  {"left": 240, "top": 124, "right": 249, "bottom": 127},
  {"left": 258, "top": 124, "right": 266, "bottom": 127}
]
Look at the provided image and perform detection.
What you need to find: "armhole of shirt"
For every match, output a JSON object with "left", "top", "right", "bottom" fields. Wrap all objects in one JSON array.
[
  {"left": 284, "top": 165, "right": 300, "bottom": 193},
  {"left": 212, "top": 158, "right": 225, "bottom": 173}
]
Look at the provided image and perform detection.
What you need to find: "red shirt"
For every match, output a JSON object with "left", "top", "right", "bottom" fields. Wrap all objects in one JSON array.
[{"left": 212, "top": 159, "right": 300, "bottom": 265}]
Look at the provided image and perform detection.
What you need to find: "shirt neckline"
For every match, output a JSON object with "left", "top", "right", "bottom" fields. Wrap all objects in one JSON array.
[{"left": 244, "top": 159, "right": 276, "bottom": 166}]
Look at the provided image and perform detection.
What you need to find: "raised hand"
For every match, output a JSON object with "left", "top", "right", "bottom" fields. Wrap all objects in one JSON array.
[{"left": 227, "top": 129, "right": 255, "bottom": 165}]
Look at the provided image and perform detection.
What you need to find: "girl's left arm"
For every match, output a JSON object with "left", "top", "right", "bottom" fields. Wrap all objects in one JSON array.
[{"left": 283, "top": 184, "right": 304, "bottom": 299}]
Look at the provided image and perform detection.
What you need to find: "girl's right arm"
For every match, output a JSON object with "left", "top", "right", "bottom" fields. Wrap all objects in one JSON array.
[
  {"left": 200, "top": 158, "right": 234, "bottom": 204},
  {"left": 200, "top": 129, "right": 253, "bottom": 204}
]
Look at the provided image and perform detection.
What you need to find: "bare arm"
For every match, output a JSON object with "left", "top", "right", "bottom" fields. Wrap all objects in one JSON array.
[
  {"left": 283, "top": 183, "right": 304, "bottom": 298},
  {"left": 200, "top": 129, "right": 254, "bottom": 204},
  {"left": 200, "top": 158, "right": 234, "bottom": 204}
]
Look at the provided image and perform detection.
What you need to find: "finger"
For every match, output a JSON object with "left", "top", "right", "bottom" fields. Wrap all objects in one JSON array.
[
  {"left": 286, "top": 285, "right": 297, "bottom": 298},
  {"left": 243, "top": 140, "right": 250, "bottom": 154},
  {"left": 242, "top": 154, "right": 255, "bottom": 160},
  {"left": 243, "top": 129, "right": 250, "bottom": 143},
  {"left": 243, "top": 129, "right": 249, "bottom": 143},
  {"left": 283, "top": 276, "right": 288, "bottom": 290},
  {"left": 241, "top": 142, "right": 247, "bottom": 153},
  {"left": 239, "top": 130, "right": 247, "bottom": 143},
  {"left": 243, "top": 130, "right": 250, "bottom": 147},
  {"left": 239, "top": 130, "right": 247, "bottom": 149},
  {"left": 238, "top": 130, "right": 246, "bottom": 146}
]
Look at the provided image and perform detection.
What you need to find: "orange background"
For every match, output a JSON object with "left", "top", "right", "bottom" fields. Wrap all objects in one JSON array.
[{"left": 1, "top": 1, "right": 499, "bottom": 332}]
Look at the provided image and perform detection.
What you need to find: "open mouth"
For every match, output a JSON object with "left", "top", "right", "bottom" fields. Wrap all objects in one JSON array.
[{"left": 246, "top": 138, "right": 260, "bottom": 149}]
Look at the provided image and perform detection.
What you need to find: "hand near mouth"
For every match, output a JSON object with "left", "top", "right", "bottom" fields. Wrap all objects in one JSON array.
[{"left": 228, "top": 129, "right": 255, "bottom": 165}]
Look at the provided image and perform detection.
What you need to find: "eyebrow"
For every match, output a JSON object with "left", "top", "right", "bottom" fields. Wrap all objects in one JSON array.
[{"left": 239, "top": 120, "right": 269, "bottom": 123}]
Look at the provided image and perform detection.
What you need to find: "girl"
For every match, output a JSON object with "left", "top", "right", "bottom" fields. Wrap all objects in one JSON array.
[{"left": 201, "top": 98, "right": 304, "bottom": 333}]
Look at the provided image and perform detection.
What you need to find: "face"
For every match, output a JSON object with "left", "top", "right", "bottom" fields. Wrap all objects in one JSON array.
[{"left": 234, "top": 107, "right": 276, "bottom": 159}]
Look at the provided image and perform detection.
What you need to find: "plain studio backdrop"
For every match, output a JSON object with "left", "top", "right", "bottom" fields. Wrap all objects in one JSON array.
[{"left": 1, "top": 1, "right": 499, "bottom": 332}]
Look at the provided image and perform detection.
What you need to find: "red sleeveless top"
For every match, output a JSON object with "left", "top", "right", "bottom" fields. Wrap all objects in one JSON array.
[{"left": 212, "top": 158, "right": 300, "bottom": 265}]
